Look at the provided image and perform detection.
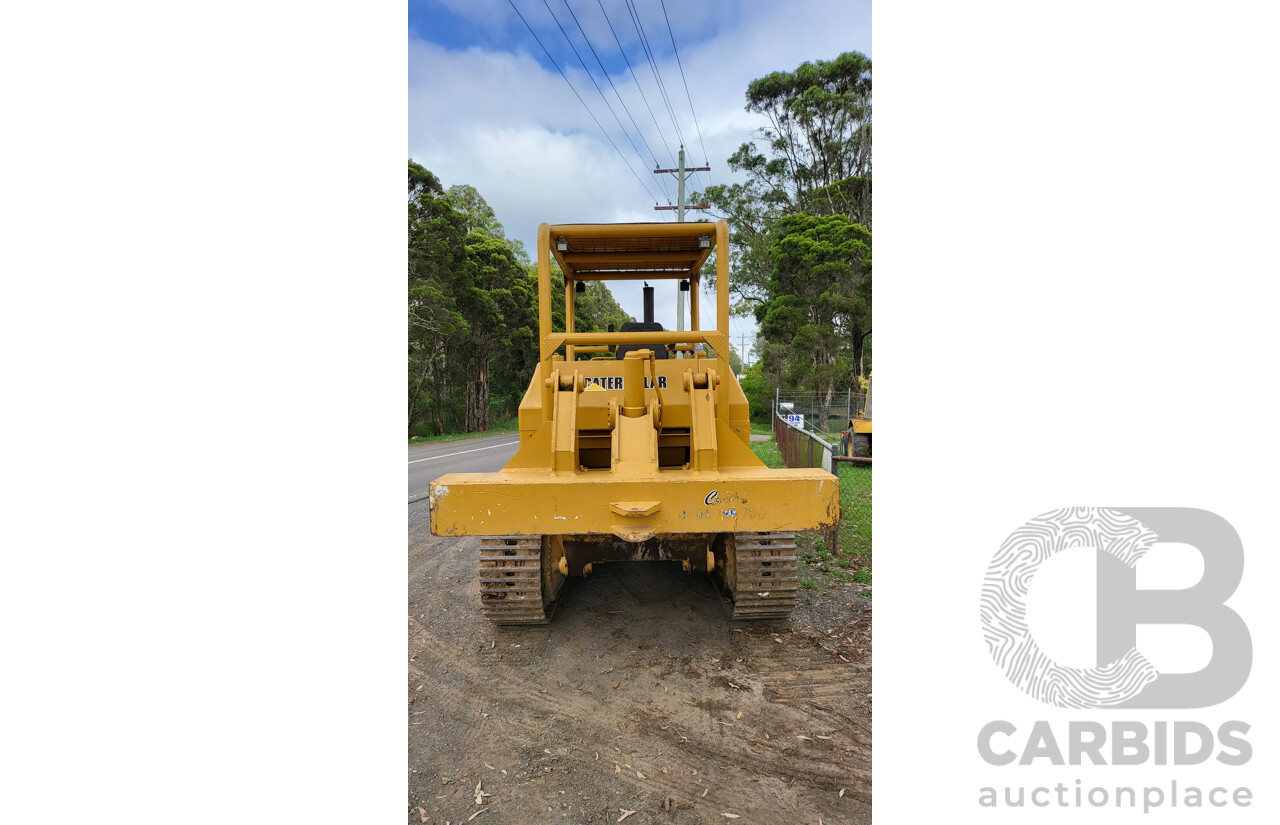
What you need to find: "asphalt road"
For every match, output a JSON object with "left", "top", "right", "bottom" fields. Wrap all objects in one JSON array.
[{"left": 407, "top": 433, "right": 520, "bottom": 503}]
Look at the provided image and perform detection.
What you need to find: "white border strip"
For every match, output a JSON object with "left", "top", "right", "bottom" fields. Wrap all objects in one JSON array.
[{"left": 407, "top": 439, "right": 519, "bottom": 464}]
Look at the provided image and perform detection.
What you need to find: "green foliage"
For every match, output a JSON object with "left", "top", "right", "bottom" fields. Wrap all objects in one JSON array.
[
  {"left": 696, "top": 50, "right": 872, "bottom": 312},
  {"left": 744, "top": 51, "right": 872, "bottom": 224},
  {"left": 408, "top": 161, "right": 469, "bottom": 433},
  {"left": 738, "top": 362, "right": 773, "bottom": 423},
  {"left": 408, "top": 160, "right": 539, "bottom": 433},
  {"left": 408, "top": 161, "right": 633, "bottom": 435},
  {"left": 692, "top": 52, "right": 872, "bottom": 426},
  {"left": 456, "top": 234, "right": 538, "bottom": 428},
  {"left": 755, "top": 211, "right": 871, "bottom": 423},
  {"left": 726, "top": 346, "right": 744, "bottom": 376},
  {"left": 572, "top": 279, "right": 633, "bottom": 333},
  {"left": 446, "top": 184, "right": 529, "bottom": 265}
]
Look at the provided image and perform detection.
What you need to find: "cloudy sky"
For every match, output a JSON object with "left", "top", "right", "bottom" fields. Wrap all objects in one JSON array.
[{"left": 408, "top": 0, "right": 871, "bottom": 360}]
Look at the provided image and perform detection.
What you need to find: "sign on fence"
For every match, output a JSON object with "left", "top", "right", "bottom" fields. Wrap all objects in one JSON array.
[{"left": 785, "top": 413, "right": 805, "bottom": 428}]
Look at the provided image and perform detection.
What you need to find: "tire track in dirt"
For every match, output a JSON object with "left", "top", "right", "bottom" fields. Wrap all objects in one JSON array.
[{"left": 409, "top": 510, "right": 871, "bottom": 824}]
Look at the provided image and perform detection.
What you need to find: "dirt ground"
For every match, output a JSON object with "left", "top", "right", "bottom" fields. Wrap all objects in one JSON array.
[{"left": 409, "top": 502, "right": 871, "bottom": 824}]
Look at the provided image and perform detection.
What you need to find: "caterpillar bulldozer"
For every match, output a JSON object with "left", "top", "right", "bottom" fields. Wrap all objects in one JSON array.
[{"left": 429, "top": 221, "right": 840, "bottom": 623}]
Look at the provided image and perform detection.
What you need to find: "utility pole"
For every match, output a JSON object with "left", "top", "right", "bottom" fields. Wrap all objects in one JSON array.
[{"left": 654, "top": 146, "right": 710, "bottom": 347}]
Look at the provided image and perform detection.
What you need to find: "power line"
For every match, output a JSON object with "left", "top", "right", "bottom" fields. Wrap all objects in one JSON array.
[
  {"left": 658, "top": 0, "right": 711, "bottom": 187},
  {"left": 561, "top": 0, "right": 666, "bottom": 187},
  {"left": 538, "top": 0, "right": 665, "bottom": 201},
  {"left": 594, "top": 0, "right": 676, "bottom": 174},
  {"left": 506, "top": 0, "right": 662, "bottom": 205},
  {"left": 623, "top": 0, "right": 685, "bottom": 150},
  {"left": 626, "top": 0, "right": 705, "bottom": 192}
]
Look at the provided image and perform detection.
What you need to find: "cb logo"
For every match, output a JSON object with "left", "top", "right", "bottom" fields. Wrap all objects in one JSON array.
[{"left": 980, "top": 507, "right": 1251, "bottom": 709}]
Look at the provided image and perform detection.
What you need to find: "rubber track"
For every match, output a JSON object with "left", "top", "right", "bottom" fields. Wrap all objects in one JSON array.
[
  {"left": 479, "top": 536, "right": 550, "bottom": 625},
  {"left": 730, "top": 532, "right": 799, "bottom": 620}
]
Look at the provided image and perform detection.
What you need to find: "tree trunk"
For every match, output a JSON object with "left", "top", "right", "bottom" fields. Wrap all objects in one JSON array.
[
  {"left": 408, "top": 350, "right": 424, "bottom": 430},
  {"left": 465, "top": 378, "right": 476, "bottom": 433},
  {"left": 819, "top": 378, "right": 836, "bottom": 434},
  {"left": 852, "top": 327, "right": 870, "bottom": 379},
  {"left": 463, "top": 350, "right": 491, "bottom": 432},
  {"left": 476, "top": 357, "right": 490, "bottom": 430},
  {"left": 431, "top": 360, "right": 445, "bottom": 435},
  {"left": 408, "top": 338, "right": 440, "bottom": 430}
]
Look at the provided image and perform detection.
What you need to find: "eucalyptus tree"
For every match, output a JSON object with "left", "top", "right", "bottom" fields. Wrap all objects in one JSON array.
[
  {"left": 697, "top": 51, "right": 871, "bottom": 318},
  {"left": 454, "top": 235, "right": 535, "bottom": 431},
  {"left": 409, "top": 163, "right": 649, "bottom": 433},
  {"left": 745, "top": 50, "right": 872, "bottom": 223},
  {"left": 408, "top": 161, "right": 468, "bottom": 432},
  {"left": 446, "top": 184, "right": 530, "bottom": 265},
  {"left": 756, "top": 212, "right": 871, "bottom": 425}
]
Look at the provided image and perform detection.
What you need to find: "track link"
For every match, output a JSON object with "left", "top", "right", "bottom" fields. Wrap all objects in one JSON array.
[
  {"left": 728, "top": 532, "right": 799, "bottom": 620},
  {"left": 479, "top": 536, "right": 553, "bottom": 625}
]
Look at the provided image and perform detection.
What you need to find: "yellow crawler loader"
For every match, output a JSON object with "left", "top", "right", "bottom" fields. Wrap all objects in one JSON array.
[{"left": 429, "top": 221, "right": 839, "bottom": 623}]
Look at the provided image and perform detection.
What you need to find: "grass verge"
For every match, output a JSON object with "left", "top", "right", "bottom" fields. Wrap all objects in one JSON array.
[
  {"left": 748, "top": 440, "right": 872, "bottom": 597},
  {"left": 408, "top": 417, "right": 519, "bottom": 445}
]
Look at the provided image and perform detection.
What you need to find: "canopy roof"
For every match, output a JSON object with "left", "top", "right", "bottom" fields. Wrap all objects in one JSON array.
[{"left": 548, "top": 222, "right": 717, "bottom": 283}]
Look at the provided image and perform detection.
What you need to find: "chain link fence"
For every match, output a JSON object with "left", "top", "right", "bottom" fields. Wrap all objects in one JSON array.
[
  {"left": 775, "top": 389, "right": 867, "bottom": 437},
  {"left": 772, "top": 408, "right": 871, "bottom": 561},
  {"left": 773, "top": 408, "right": 836, "bottom": 472}
]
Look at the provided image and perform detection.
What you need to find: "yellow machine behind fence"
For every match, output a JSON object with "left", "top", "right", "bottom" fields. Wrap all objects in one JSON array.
[
  {"left": 430, "top": 221, "right": 840, "bottom": 623},
  {"left": 841, "top": 373, "right": 872, "bottom": 458}
]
